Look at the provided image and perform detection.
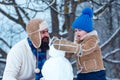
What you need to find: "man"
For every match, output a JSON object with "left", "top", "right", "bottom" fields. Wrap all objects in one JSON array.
[{"left": 2, "top": 18, "right": 50, "bottom": 80}]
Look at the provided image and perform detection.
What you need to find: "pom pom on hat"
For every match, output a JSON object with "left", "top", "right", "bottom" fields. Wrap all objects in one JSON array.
[
  {"left": 82, "top": 8, "right": 93, "bottom": 18},
  {"left": 72, "top": 8, "right": 93, "bottom": 32}
]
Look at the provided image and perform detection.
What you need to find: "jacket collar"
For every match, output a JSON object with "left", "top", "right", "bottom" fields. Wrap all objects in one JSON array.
[{"left": 80, "top": 30, "right": 98, "bottom": 40}]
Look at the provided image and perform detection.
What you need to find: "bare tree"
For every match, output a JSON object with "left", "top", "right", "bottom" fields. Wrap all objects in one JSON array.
[{"left": 0, "top": 0, "right": 120, "bottom": 79}]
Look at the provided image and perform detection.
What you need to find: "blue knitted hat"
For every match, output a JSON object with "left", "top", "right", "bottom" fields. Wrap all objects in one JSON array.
[{"left": 72, "top": 8, "right": 93, "bottom": 32}]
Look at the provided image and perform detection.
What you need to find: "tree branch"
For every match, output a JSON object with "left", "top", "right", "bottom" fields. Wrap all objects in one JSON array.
[
  {"left": 0, "top": 48, "right": 7, "bottom": 58},
  {"left": 18, "top": 7, "right": 30, "bottom": 20},
  {"left": 0, "top": 37, "right": 11, "bottom": 48},
  {"left": 0, "top": 1, "right": 13, "bottom": 5},
  {"left": 13, "top": 0, "right": 26, "bottom": 30},
  {"left": 0, "top": 58, "right": 6, "bottom": 63},
  {"left": 103, "top": 49, "right": 120, "bottom": 64},
  {"left": 22, "top": 0, "right": 55, "bottom": 12},
  {"left": 94, "top": 0, "right": 115, "bottom": 16},
  {"left": 100, "top": 27, "right": 120, "bottom": 50},
  {"left": 103, "top": 49, "right": 120, "bottom": 59},
  {"left": 91, "top": 0, "right": 102, "bottom": 6},
  {"left": 0, "top": 8, "right": 18, "bottom": 24},
  {"left": 0, "top": 7, "right": 26, "bottom": 29}
]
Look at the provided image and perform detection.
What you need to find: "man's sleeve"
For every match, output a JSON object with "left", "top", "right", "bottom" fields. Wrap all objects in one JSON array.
[{"left": 2, "top": 47, "right": 22, "bottom": 80}]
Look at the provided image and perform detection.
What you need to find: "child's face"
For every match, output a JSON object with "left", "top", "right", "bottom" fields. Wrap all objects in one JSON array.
[{"left": 74, "top": 29, "right": 87, "bottom": 40}]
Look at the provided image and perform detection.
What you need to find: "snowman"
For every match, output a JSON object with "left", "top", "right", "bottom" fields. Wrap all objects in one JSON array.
[{"left": 41, "top": 37, "right": 74, "bottom": 80}]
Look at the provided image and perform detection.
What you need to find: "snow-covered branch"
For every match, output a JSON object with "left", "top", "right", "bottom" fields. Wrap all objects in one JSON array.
[
  {"left": 0, "top": 48, "right": 7, "bottom": 58},
  {"left": 106, "top": 77, "right": 120, "bottom": 80},
  {"left": 0, "top": 58, "right": 6, "bottom": 63},
  {"left": 0, "top": 76, "right": 2, "bottom": 79},
  {"left": 103, "top": 48, "right": 120, "bottom": 64},
  {"left": 100, "top": 27, "right": 120, "bottom": 50},
  {"left": 103, "top": 49, "right": 120, "bottom": 59},
  {"left": 104, "top": 58, "right": 120, "bottom": 64},
  {"left": 94, "top": 0, "right": 115, "bottom": 16},
  {"left": 43, "top": 0, "right": 55, "bottom": 10},
  {"left": 0, "top": 37, "right": 11, "bottom": 48},
  {"left": 23, "top": 0, "right": 55, "bottom": 12},
  {"left": 71, "top": 60, "right": 76, "bottom": 65},
  {"left": 91, "top": 0, "right": 102, "bottom": 6},
  {"left": 43, "top": 0, "right": 67, "bottom": 15},
  {"left": 0, "top": 1, "right": 13, "bottom": 5}
]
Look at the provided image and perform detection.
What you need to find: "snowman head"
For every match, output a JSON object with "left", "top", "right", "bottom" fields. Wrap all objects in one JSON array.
[{"left": 49, "top": 44, "right": 65, "bottom": 57}]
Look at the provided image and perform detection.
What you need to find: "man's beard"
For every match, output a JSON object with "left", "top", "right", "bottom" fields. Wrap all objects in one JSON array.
[{"left": 39, "top": 37, "right": 49, "bottom": 51}]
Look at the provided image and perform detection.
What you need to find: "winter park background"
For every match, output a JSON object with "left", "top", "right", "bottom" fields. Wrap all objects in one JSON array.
[{"left": 0, "top": 0, "right": 120, "bottom": 80}]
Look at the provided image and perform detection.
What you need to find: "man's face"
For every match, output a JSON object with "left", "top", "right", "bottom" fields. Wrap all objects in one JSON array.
[
  {"left": 40, "top": 28, "right": 49, "bottom": 39},
  {"left": 40, "top": 29, "right": 49, "bottom": 51}
]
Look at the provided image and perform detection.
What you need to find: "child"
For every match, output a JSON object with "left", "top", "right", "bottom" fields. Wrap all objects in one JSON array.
[{"left": 71, "top": 7, "right": 106, "bottom": 80}]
